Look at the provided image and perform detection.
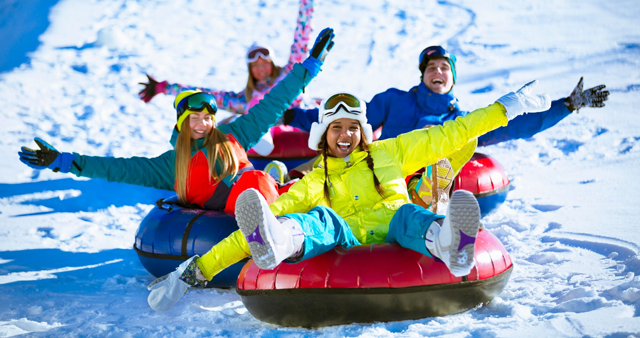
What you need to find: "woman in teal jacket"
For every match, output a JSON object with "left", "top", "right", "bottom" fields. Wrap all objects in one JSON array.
[{"left": 18, "top": 29, "right": 336, "bottom": 214}]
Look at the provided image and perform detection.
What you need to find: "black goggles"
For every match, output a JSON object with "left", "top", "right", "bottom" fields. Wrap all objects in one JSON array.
[
  {"left": 175, "top": 92, "right": 218, "bottom": 118},
  {"left": 419, "top": 46, "right": 457, "bottom": 64},
  {"left": 247, "top": 47, "right": 272, "bottom": 63}
]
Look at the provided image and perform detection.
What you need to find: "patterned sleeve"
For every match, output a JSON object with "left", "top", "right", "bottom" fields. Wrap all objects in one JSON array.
[
  {"left": 165, "top": 82, "right": 250, "bottom": 115},
  {"left": 283, "top": 0, "right": 314, "bottom": 73}
]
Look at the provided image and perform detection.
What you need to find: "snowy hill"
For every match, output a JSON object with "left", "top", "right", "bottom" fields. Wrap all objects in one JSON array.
[{"left": 1, "top": 0, "right": 640, "bottom": 336}]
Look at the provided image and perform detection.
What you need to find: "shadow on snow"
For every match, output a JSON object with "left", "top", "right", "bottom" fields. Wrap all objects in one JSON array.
[
  {"left": 0, "top": 178, "right": 174, "bottom": 216},
  {"left": 0, "top": 0, "right": 61, "bottom": 73}
]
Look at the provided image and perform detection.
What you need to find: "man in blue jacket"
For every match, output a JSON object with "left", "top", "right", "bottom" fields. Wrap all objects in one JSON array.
[
  {"left": 285, "top": 45, "right": 609, "bottom": 145},
  {"left": 282, "top": 45, "right": 609, "bottom": 207}
]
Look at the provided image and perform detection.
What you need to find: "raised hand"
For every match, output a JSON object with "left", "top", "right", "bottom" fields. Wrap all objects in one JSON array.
[
  {"left": 138, "top": 74, "right": 169, "bottom": 103},
  {"left": 497, "top": 80, "right": 552, "bottom": 120},
  {"left": 18, "top": 137, "right": 76, "bottom": 173},
  {"left": 564, "top": 77, "right": 610, "bottom": 112},
  {"left": 301, "top": 28, "right": 336, "bottom": 78},
  {"left": 309, "top": 28, "right": 335, "bottom": 61}
]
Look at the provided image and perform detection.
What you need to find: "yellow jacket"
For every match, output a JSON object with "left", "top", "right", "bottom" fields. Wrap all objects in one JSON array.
[
  {"left": 197, "top": 102, "right": 507, "bottom": 280},
  {"left": 270, "top": 102, "right": 508, "bottom": 244}
]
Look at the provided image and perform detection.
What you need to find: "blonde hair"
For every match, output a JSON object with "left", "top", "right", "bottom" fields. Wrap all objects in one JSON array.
[
  {"left": 244, "top": 60, "right": 282, "bottom": 103},
  {"left": 174, "top": 118, "right": 239, "bottom": 204},
  {"left": 316, "top": 124, "right": 385, "bottom": 207}
]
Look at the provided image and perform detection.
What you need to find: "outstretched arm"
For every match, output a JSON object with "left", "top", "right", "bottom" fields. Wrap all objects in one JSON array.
[
  {"left": 220, "top": 28, "right": 335, "bottom": 151},
  {"left": 478, "top": 98, "right": 569, "bottom": 146},
  {"left": 70, "top": 151, "right": 176, "bottom": 190},
  {"left": 478, "top": 77, "right": 610, "bottom": 146},
  {"left": 283, "top": 0, "right": 314, "bottom": 73},
  {"left": 381, "top": 103, "right": 509, "bottom": 177},
  {"left": 19, "top": 137, "right": 176, "bottom": 190},
  {"left": 381, "top": 80, "right": 551, "bottom": 176},
  {"left": 139, "top": 74, "right": 250, "bottom": 114}
]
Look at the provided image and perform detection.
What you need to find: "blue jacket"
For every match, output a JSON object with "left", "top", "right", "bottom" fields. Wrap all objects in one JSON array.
[
  {"left": 69, "top": 63, "right": 314, "bottom": 191},
  {"left": 288, "top": 82, "right": 572, "bottom": 145}
]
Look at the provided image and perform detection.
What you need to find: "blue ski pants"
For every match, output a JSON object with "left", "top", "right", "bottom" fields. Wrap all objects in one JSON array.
[{"left": 284, "top": 203, "right": 445, "bottom": 262}]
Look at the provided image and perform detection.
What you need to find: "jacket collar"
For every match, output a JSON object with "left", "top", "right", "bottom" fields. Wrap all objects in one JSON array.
[
  {"left": 415, "top": 82, "right": 458, "bottom": 113},
  {"left": 317, "top": 147, "right": 369, "bottom": 174}
]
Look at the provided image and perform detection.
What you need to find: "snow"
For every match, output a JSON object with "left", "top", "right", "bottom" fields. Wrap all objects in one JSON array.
[{"left": 1, "top": 0, "right": 640, "bottom": 336}]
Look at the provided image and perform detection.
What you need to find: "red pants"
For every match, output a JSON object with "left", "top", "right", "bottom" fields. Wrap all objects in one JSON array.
[{"left": 224, "top": 170, "right": 291, "bottom": 214}]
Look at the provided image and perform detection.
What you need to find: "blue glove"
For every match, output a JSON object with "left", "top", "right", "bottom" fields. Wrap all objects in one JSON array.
[
  {"left": 302, "top": 27, "right": 335, "bottom": 77},
  {"left": 18, "top": 137, "right": 76, "bottom": 173}
]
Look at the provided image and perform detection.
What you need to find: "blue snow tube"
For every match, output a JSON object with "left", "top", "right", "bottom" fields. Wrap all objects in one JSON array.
[{"left": 133, "top": 196, "right": 245, "bottom": 288}]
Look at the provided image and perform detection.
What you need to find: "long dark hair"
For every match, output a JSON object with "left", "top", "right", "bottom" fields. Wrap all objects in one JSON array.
[{"left": 316, "top": 124, "right": 386, "bottom": 207}]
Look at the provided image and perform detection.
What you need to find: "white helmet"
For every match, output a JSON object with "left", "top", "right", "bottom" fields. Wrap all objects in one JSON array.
[{"left": 308, "top": 93, "right": 373, "bottom": 151}]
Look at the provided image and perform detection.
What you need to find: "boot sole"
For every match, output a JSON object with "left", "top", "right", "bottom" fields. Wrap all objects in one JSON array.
[
  {"left": 447, "top": 190, "right": 481, "bottom": 276},
  {"left": 236, "top": 190, "right": 278, "bottom": 269}
]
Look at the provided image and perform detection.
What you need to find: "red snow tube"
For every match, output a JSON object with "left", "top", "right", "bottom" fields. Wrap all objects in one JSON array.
[
  {"left": 247, "top": 125, "right": 317, "bottom": 170},
  {"left": 453, "top": 153, "right": 511, "bottom": 217},
  {"left": 236, "top": 229, "right": 513, "bottom": 327}
]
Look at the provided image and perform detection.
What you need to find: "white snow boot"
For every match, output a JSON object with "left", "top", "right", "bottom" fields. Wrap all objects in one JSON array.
[
  {"left": 425, "top": 190, "right": 481, "bottom": 277},
  {"left": 235, "top": 188, "right": 304, "bottom": 269},
  {"left": 147, "top": 255, "right": 207, "bottom": 312},
  {"left": 264, "top": 160, "right": 288, "bottom": 184}
]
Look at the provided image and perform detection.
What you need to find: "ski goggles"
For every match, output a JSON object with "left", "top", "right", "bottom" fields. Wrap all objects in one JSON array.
[
  {"left": 322, "top": 93, "right": 364, "bottom": 118},
  {"left": 419, "top": 46, "right": 457, "bottom": 65},
  {"left": 175, "top": 92, "right": 218, "bottom": 118},
  {"left": 246, "top": 47, "right": 272, "bottom": 63}
]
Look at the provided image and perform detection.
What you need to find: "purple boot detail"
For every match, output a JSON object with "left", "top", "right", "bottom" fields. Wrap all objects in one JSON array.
[
  {"left": 457, "top": 229, "right": 476, "bottom": 252},
  {"left": 246, "top": 225, "right": 266, "bottom": 245}
]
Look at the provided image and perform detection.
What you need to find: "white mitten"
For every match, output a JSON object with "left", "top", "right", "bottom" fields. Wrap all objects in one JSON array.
[{"left": 497, "top": 80, "right": 551, "bottom": 120}]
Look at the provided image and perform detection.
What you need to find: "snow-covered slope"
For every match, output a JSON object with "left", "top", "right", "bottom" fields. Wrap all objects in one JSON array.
[{"left": 1, "top": 0, "right": 640, "bottom": 336}]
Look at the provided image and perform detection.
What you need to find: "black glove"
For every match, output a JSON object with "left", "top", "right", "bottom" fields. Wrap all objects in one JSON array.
[
  {"left": 309, "top": 28, "right": 335, "bottom": 61},
  {"left": 564, "top": 77, "right": 610, "bottom": 112},
  {"left": 301, "top": 28, "right": 335, "bottom": 79},
  {"left": 18, "top": 138, "right": 77, "bottom": 173}
]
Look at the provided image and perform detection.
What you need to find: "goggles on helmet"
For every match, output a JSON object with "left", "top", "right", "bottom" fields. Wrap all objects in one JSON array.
[
  {"left": 418, "top": 46, "right": 457, "bottom": 65},
  {"left": 175, "top": 92, "right": 218, "bottom": 119},
  {"left": 322, "top": 93, "right": 364, "bottom": 120},
  {"left": 246, "top": 47, "right": 272, "bottom": 63}
]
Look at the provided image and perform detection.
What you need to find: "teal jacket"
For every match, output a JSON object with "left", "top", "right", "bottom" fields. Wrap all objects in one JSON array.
[{"left": 69, "top": 63, "right": 313, "bottom": 196}]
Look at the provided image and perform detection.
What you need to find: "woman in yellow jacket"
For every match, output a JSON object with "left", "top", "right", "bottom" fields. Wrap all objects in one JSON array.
[{"left": 147, "top": 82, "right": 551, "bottom": 312}]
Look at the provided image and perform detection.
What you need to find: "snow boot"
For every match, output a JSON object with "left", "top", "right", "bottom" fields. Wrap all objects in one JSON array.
[
  {"left": 425, "top": 190, "right": 481, "bottom": 277},
  {"left": 235, "top": 188, "right": 304, "bottom": 269},
  {"left": 412, "top": 158, "right": 453, "bottom": 214},
  {"left": 264, "top": 160, "right": 288, "bottom": 184},
  {"left": 147, "top": 255, "right": 207, "bottom": 312}
]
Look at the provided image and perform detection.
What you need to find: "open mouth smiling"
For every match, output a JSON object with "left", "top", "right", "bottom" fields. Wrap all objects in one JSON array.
[{"left": 337, "top": 142, "right": 351, "bottom": 151}]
